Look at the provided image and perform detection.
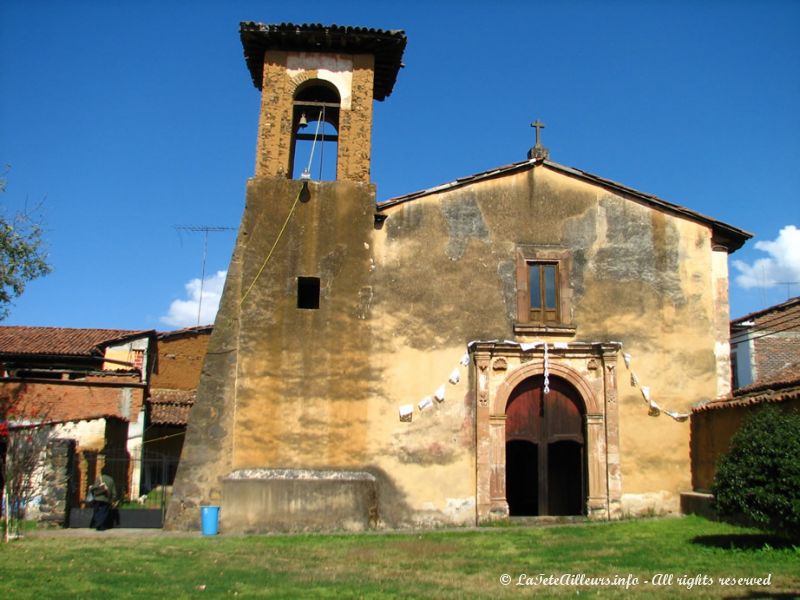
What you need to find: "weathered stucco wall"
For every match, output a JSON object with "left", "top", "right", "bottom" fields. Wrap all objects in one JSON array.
[
  {"left": 374, "top": 165, "right": 721, "bottom": 516},
  {"left": 168, "top": 162, "right": 730, "bottom": 531}
]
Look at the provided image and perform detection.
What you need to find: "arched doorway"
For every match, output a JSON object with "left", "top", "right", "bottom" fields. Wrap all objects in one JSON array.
[{"left": 505, "top": 375, "right": 585, "bottom": 516}]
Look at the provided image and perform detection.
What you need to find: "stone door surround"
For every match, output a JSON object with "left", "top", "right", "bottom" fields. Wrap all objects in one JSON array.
[{"left": 471, "top": 341, "right": 622, "bottom": 521}]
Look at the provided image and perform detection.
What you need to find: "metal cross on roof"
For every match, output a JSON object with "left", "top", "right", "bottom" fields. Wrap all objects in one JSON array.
[
  {"left": 528, "top": 119, "right": 550, "bottom": 160},
  {"left": 531, "top": 120, "right": 545, "bottom": 146}
]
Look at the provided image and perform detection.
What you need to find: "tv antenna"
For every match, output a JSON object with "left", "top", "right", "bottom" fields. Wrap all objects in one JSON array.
[
  {"left": 174, "top": 225, "right": 236, "bottom": 326},
  {"left": 776, "top": 281, "right": 799, "bottom": 300}
]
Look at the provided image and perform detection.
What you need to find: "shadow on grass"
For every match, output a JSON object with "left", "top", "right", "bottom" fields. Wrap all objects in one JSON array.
[
  {"left": 722, "top": 593, "right": 799, "bottom": 600},
  {"left": 691, "top": 533, "right": 796, "bottom": 550}
]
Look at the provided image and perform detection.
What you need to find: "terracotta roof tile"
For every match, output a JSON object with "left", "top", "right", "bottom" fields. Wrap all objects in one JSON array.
[
  {"left": 0, "top": 326, "right": 153, "bottom": 357},
  {"left": 733, "top": 362, "right": 800, "bottom": 396},
  {"left": 731, "top": 296, "right": 800, "bottom": 325},
  {"left": 239, "top": 22, "right": 407, "bottom": 101},
  {"left": 148, "top": 389, "right": 195, "bottom": 425},
  {"left": 157, "top": 325, "right": 213, "bottom": 340},
  {"left": 693, "top": 367, "right": 800, "bottom": 414}
]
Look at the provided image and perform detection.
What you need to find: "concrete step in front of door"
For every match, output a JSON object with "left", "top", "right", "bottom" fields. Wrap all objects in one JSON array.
[{"left": 508, "top": 515, "right": 588, "bottom": 526}]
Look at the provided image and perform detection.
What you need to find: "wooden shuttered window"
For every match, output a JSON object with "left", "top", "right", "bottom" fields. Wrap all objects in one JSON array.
[
  {"left": 516, "top": 247, "right": 567, "bottom": 327},
  {"left": 529, "top": 262, "right": 559, "bottom": 323}
]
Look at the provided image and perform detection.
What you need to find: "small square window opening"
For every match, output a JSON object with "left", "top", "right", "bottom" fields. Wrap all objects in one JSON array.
[{"left": 297, "top": 277, "right": 320, "bottom": 309}]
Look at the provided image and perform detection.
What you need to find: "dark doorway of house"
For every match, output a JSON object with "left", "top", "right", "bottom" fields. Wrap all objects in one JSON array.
[
  {"left": 506, "top": 440, "right": 538, "bottom": 515},
  {"left": 505, "top": 375, "right": 585, "bottom": 516}
]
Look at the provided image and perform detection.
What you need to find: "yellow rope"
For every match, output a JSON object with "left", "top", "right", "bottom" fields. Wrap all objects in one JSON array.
[
  {"left": 239, "top": 186, "right": 304, "bottom": 306},
  {"left": 141, "top": 430, "right": 186, "bottom": 445}
]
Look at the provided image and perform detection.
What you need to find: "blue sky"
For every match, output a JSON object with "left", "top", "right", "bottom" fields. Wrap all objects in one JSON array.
[{"left": 1, "top": 0, "right": 798, "bottom": 330}]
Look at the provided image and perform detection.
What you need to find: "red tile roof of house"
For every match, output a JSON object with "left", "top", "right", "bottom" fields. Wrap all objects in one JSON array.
[
  {"left": 0, "top": 326, "right": 153, "bottom": 357},
  {"left": 692, "top": 362, "right": 800, "bottom": 413},
  {"left": 148, "top": 389, "right": 195, "bottom": 425},
  {"left": 157, "top": 325, "right": 213, "bottom": 341},
  {"left": 732, "top": 362, "right": 800, "bottom": 397},
  {"left": 731, "top": 296, "right": 800, "bottom": 325}
]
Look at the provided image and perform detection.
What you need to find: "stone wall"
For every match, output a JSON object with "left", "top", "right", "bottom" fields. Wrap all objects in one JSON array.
[{"left": 36, "top": 438, "right": 74, "bottom": 525}]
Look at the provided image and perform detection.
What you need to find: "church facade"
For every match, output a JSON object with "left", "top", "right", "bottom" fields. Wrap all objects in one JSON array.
[{"left": 165, "top": 23, "right": 750, "bottom": 532}]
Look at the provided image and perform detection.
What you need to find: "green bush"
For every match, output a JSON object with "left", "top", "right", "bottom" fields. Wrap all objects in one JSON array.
[{"left": 712, "top": 405, "right": 800, "bottom": 540}]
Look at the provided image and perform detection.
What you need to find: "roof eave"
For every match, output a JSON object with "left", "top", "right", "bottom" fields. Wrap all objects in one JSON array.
[
  {"left": 377, "top": 158, "right": 752, "bottom": 253},
  {"left": 239, "top": 22, "right": 407, "bottom": 101}
]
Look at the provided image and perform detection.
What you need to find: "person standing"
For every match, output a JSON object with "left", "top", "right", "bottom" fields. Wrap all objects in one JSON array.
[{"left": 89, "top": 468, "right": 117, "bottom": 531}]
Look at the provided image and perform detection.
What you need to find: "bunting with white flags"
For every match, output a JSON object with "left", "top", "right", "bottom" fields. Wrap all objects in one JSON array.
[
  {"left": 448, "top": 368, "right": 461, "bottom": 385},
  {"left": 543, "top": 342, "right": 551, "bottom": 395},
  {"left": 434, "top": 384, "right": 446, "bottom": 403},
  {"left": 399, "top": 404, "right": 414, "bottom": 422},
  {"left": 396, "top": 339, "right": 689, "bottom": 423},
  {"left": 621, "top": 352, "right": 689, "bottom": 422}
]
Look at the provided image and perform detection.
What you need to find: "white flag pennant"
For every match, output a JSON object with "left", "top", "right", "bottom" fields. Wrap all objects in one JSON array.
[
  {"left": 418, "top": 397, "right": 433, "bottom": 412},
  {"left": 448, "top": 368, "right": 461, "bottom": 385},
  {"left": 623, "top": 353, "right": 632, "bottom": 370},
  {"left": 543, "top": 343, "right": 550, "bottom": 395},
  {"left": 640, "top": 386, "right": 650, "bottom": 403},
  {"left": 520, "top": 342, "right": 539, "bottom": 352},
  {"left": 434, "top": 384, "right": 446, "bottom": 403},
  {"left": 399, "top": 404, "right": 414, "bottom": 422},
  {"left": 648, "top": 401, "right": 661, "bottom": 417},
  {"left": 630, "top": 372, "right": 640, "bottom": 388},
  {"left": 459, "top": 352, "right": 470, "bottom": 366},
  {"left": 664, "top": 410, "right": 689, "bottom": 422}
]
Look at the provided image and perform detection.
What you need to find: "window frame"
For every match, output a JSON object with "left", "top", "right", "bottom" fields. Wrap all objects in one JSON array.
[
  {"left": 528, "top": 261, "right": 560, "bottom": 324},
  {"left": 515, "top": 246, "right": 575, "bottom": 335}
]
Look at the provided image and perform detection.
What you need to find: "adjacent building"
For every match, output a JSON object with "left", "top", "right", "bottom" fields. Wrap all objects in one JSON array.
[
  {"left": 730, "top": 297, "right": 800, "bottom": 390},
  {"left": 0, "top": 326, "right": 155, "bottom": 520}
]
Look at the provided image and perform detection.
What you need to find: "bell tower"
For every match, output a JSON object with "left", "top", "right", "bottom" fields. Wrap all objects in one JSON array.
[
  {"left": 240, "top": 22, "right": 407, "bottom": 182},
  {"left": 166, "top": 23, "right": 407, "bottom": 533}
]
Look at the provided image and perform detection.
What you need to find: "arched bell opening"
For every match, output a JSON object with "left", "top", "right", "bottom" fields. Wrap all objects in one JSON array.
[
  {"left": 289, "top": 80, "right": 341, "bottom": 181},
  {"left": 505, "top": 374, "right": 586, "bottom": 517}
]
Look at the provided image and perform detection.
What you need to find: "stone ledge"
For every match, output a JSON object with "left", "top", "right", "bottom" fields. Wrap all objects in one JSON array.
[
  {"left": 221, "top": 469, "right": 379, "bottom": 533},
  {"left": 224, "top": 468, "right": 377, "bottom": 481},
  {"left": 680, "top": 491, "right": 716, "bottom": 520}
]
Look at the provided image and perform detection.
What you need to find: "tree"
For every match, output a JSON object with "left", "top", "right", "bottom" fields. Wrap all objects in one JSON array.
[
  {"left": 0, "top": 173, "right": 52, "bottom": 320},
  {"left": 1, "top": 385, "right": 54, "bottom": 541},
  {"left": 712, "top": 405, "right": 800, "bottom": 540}
]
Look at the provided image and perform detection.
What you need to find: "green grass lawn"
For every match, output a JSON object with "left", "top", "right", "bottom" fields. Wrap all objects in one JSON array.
[{"left": 1, "top": 516, "right": 797, "bottom": 598}]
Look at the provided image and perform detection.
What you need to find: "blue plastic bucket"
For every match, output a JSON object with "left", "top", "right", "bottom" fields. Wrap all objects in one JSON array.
[{"left": 200, "top": 505, "right": 220, "bottom": 536}]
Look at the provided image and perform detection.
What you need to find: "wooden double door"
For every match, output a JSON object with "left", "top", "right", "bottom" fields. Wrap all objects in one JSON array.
[{"left": 505, "top": 375, "right": 585, "bottom": 516}]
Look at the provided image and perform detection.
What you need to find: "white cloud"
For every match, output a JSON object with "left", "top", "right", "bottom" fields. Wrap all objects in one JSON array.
[
  {"left": 160, "top": 270, "right": 227, "bottom": 327},
  {"left": 732, "top": 225, "right": 800, "bottom": 289}
]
